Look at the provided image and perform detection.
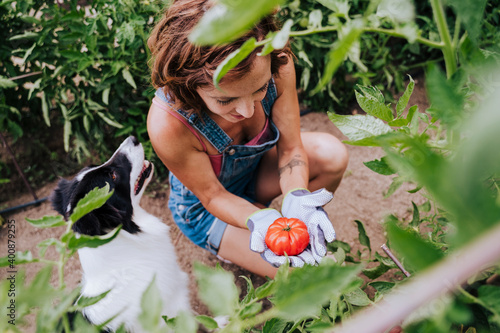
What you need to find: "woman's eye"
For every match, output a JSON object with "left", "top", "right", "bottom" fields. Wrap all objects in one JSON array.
[
  {"left": 217, "top": 99, "right": 232, "bottom": 106},
  {"left": 256, "top": 84, "right": 268, "bottom": 93}
]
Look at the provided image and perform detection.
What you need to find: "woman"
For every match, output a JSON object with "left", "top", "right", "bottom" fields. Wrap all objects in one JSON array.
[{"left": 147, "top": 0, "right": 348, "bottom": 278}]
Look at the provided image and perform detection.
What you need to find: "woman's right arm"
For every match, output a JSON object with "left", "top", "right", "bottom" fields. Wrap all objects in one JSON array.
[{"left": 147, "top": 102, "right": 260, "bottom": 229}]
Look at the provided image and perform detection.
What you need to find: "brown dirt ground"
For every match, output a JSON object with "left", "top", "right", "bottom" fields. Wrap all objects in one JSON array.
[{"left": 0, "top": 78, "right": 429, "bottom": 331}]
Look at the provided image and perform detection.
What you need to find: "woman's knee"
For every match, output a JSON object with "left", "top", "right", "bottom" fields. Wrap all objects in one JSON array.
[{"left": 303, "top": 132, "right": 349, "bottom": 177}]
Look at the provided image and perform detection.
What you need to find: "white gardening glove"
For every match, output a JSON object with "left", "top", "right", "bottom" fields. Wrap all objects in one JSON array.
[
  {"left": 246, "top": 208, "right": 316, "bottom": 267},
  {"left": 281, "top": 188, "right": 336, "bottom": 263}
]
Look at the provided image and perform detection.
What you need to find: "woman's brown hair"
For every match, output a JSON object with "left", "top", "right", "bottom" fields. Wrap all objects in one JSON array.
[{"left": 148, "top": 0, "right": 293, "bottom": 115}]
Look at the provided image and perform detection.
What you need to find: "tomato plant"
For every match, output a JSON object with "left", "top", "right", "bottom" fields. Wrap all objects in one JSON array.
[{"left": 265, "top": 217, "right": 309, "bottom": 256}]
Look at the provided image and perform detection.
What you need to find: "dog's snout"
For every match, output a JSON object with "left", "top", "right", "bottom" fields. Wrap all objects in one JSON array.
[{"left": 130, "top": 136, "right": 139, "bottom": 146}]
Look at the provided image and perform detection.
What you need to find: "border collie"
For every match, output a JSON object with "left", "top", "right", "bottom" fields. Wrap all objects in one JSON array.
[{"left": 51, "top": 136, "right": 190, "bottom": 332}]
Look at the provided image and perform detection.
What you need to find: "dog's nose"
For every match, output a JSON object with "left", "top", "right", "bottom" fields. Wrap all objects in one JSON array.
[{"left": 130, "top": 136, "right": 139, "bottom": 146}]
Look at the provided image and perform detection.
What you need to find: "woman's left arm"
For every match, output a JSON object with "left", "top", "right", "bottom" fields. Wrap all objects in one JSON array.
[{"left": 272, "top": 55, "right": 309, "bottom": 194}]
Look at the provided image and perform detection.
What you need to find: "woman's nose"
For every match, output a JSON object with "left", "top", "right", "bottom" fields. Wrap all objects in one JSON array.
[{"left": 235, "top": 99, "right": 255, "bottom": 118}]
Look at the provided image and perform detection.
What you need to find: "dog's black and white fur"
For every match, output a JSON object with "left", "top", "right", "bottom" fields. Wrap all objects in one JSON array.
[{"left": 51, "top": 136, "right": 190, "bottom": 332}]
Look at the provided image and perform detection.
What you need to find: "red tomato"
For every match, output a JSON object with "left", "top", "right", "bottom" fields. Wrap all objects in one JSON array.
[{"left": 265, "top": 217, "right": 309, "bottom": 256}]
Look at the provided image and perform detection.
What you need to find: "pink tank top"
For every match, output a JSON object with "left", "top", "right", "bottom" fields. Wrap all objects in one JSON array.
[{"left": 152, "top": 98, "right": 273, "bottom": 177}]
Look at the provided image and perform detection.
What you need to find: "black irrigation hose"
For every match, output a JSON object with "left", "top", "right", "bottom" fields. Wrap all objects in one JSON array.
[{"left": 0, "top": 197, "right": 48, "bottom": 216}]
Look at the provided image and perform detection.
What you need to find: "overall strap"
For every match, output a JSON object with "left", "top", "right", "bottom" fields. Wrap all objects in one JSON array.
[
  {"left": 152, "top": 97, "right": 208, "bottom": 152},
  {"left": 261, "top": 77, "right": 277, "bottom": 117}
]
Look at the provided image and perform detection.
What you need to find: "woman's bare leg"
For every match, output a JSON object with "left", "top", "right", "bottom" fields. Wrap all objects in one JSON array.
[{"left": 217, "top": 224, "right": 278, "bottom": 278}]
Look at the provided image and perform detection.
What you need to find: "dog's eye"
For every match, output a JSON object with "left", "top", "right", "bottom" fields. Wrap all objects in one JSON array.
[{"left": 111, "top": 171, "right": 117, "bottom": 181}]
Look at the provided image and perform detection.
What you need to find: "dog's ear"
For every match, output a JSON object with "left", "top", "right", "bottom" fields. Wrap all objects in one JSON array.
[
  {"left": 72, "top": 212, "right": 103, "bottom": 236},
  {"left": 51, "top": 178, "right": 74, "bottom": 219}
]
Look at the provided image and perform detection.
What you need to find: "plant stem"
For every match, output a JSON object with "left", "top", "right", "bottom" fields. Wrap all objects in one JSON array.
[
  {"left": 240, "top": 308, "right": 279, "bottom": 329},
  {"left": 362, "top": 27, "right": 443, "bottom": 49},
  {"left": 429, "top": 0, "right": 457, "bottom": 77}
]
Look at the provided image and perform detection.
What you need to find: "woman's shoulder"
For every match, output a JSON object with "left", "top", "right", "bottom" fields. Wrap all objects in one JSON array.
[{"left": 147, "top": 100, "right": 201, "bottom": 157}]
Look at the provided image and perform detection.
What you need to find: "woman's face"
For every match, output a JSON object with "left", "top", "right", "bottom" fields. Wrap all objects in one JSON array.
[{"left": 196, "top": 55, "right": 272, "bottom": 123}]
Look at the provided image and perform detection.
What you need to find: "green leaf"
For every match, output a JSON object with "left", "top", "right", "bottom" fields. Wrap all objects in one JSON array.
[
  {"left": 196, "top": 315, "right": 219, "bottom": 330},
  {"left": 194, "top": 262, "right": 238, "bottom": 316},
  {"left": 97, "top": 112, "right": 124, "bottom": 129},
  {"left": 449, "top": 0, "right": 488, "bottom": 43},
  {"left": 445, "top": 86, "right": 500, "bottom": 245},
  {"left": 384, "top": 176, "right": 404, "bottom": 198},
  {"left": 138, "top": 277, "right": 163, "bottom": 331},
  {"left": 271, "top": 19, "right": 293, "bottom": 50},
  {"left": 240, "top": 275, "right": 256, "bottom": 304},
  {"left": 102, "top": 88, "right": 110, "bottom": 105},
  {"left": 363, "top": 157, "right": 396, "bottom": 175},
  {"left": 0, "top": 251, "right": 38, "bottom": 267},
  {"left": 69, "top": 184, "right": 113, "bottom": 223},
  {"left": 72, "top": 290, "right": 111, "bottom": 310},
  {"left": 0, "top": 76, "right": 17, "bottom": 89},
  {"left": 66, "top": 226, "right": 121, "bottom": 251},
  {"left": 368, "top": 281, "right": 395, "bottom": 295},
  {"left": 174, "top": 311, "right": 198, "bottom": 333},
  {"left": 239, "top": 302, "right": 262, "bottom": 319},
  {"left": 64, "top": 119, "right": 71, "bottom": 152},
  {"left": 355, "top": 85, "right": 393, "bottom": 122},
  {"left": 273, "top": 261, "right": 361, "bottom": 320},
  {"left": 354, "top": 220, "right": 371, "bottom": 253},
  {"left": 262, "top": 318, "right": 288, "bottom": 333},
  {"left": 328, "top": 113, "right": 392, "bottom": 143},
  {"left": 189, "top": 0, "right": 284, "bottom": 45},
  {"left": 410, "top": 201, "right": 420, "bottom": 227},
  {"left": 425, "top": 65, "right": 465, "bottom": 128},
  {"left": 9, "top": 31, "right": 39, "bottom": 41},
  {"left": 385, "top": 220, "right": 443, "bottom": 271},
  {"left": 311, "top": 25, "right": 363, "bottom": 95},
  {"left": 26, "top": 215, "right": 66, "bottom": 228},
  {"left": 362, "top": 261, "right": 392, "bottom": 280},
  {"left": 40, "top": 92, "right": 51, "bottom": 127},
  {"left": 255, "top": 279, "right": 276, "bottom": 299},
  {"left": 477, "top": 285, "right": 500, "bottom": 319},
  {"left": 213, "top": 38, "right": 257, "bottom": 88},
  {"left": 344, "top": 288, "right": 372, "bottom": 307},
  {"left": 396, "top": 75, "right": 414, "bottom": 118},
  {"left": 122, "top": 68, "right": 137, "bottom": 89}
]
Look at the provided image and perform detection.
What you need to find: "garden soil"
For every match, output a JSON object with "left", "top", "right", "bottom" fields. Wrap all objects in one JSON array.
[{"left": 0, "top": 78, "right": 429, "bottom": 331}]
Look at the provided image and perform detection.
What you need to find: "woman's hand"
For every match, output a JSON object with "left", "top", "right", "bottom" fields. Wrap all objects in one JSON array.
[
  {"left": 246, "top": 208, "right": 316, "bottom": 267},
  {"left": 281, "top": 188, "right": 336, "bottom": 262}
]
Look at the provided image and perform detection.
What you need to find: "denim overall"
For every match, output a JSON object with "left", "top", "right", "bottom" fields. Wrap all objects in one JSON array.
[{"left": 155, "top": 79, "right": 279, "bottom": 254}]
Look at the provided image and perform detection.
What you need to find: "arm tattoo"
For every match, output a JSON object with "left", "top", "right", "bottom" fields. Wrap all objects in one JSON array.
[{"left": 279, "top": 154, "right": 307, "bottom": 176}]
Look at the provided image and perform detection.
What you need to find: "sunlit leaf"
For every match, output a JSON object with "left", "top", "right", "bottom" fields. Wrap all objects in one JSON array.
[
  {"left": 355, "top": 85, "right": 393, "bottom": 122},
  {"left": 274, "top": 261, "right": 361, "bottom": 320},
  {"left": 0, "top": 251, "right": 38, "bottom": 267},
  {"left": 194, "top": 262, "right": 238, "bottom": 316},
  {"left": 449, "top": 0, "right": 488, "bottom": 43},
  {"left": 328, "top": 113, "right": 392, "bottom": 143},
  {"left": 311, "top": 24, "right": 363, "bottom": 94},
  {"left": 213, "top": 38, "right": 257, "bottom": 88},
  {"left": 363, "top": 157, "right": 396, "bottom": 175},
  {"left": 344, "top": 288, "right": 372, "bottom": 307},
  {"left": 196, "top": 315, "right": 219, "bottom": 330},
  {"left": 189, "top": 0, "right": 284, "bottom": 45},
  {"left": 425, "top": 65, "right": 465, "bottom": 128},
  {"left": 26, "top": 215, "right": 66, "bottom": 228},
  {"left": 354, "top": 220, "right": 371, "bottom": 253},
  {"left": 122, "top": 68, "right": 137, "bottom": 89},
  {"left": 385, "top": 220, "right": 443, "bottom": 271},
  {"left": 0, "top": 76, "right": 17, "bottom": 89},
  {"left": 66, "top": 226, "right": 121, "bottom": 251},
  {"left": 396, "top": 75, "right": 414, "bottom": 117},
  {"left": 138, "top": 277, "right": 163, "bottom": 331},
  {"left": 69, "top": 184, "right": 113, "bottom": 223}
]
